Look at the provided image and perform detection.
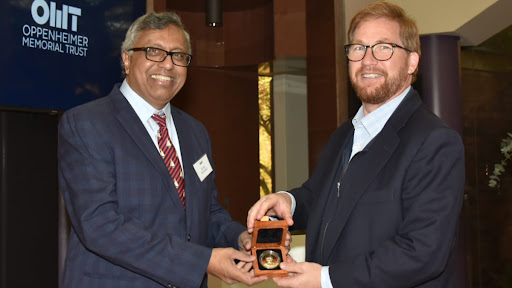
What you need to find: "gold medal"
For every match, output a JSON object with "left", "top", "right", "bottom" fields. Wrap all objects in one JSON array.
[{"left": 259, "top": 250, "right": 281, "bottom": 269}]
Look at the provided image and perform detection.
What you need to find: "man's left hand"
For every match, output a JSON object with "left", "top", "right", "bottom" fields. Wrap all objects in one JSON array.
[{"left": 272, "top": 261, "right": 322, "bottom": 288}]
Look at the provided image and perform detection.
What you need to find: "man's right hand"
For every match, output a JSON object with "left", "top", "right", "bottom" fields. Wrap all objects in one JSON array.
[
  {"left": 247, "top": 193, "right": 294, "bottom": 233},
  {"left": 206, "top": 247, "right": 267, "bottom": 286}
]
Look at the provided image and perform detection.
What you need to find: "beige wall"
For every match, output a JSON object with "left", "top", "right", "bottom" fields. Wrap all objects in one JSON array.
[{"left": 344, "top": 0, "right": 512, "bottom": 46}]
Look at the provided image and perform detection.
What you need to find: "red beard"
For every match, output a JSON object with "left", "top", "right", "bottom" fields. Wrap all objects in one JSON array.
[{"left": 350, "top": 61, "right": 410, "bottom": 105}]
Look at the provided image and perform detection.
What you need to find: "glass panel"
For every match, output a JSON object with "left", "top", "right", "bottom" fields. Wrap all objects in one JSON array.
[{"left": 259, "top": 62, "right": 273, "bottom": 198}]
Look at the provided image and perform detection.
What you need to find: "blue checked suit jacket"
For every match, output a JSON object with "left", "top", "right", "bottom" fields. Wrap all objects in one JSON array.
[
  {"left": 58, "top": 84, "right": 245, "bottom": 288},
  {"left": 290, "top": 88, "right": 465, "bottom": 287}
]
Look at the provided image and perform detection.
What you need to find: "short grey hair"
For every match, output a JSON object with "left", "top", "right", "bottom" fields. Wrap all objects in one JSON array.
[{"left": 121, "top": 11, "right": 192, "bottom": 73}]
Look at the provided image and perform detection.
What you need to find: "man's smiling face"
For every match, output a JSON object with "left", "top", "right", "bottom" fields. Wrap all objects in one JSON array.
[
  {"left": 122, "top": 24, "right": 189, "bottom": 110},
  {"left": 348, "top": 17, "right": 418, "bottom": 112}
]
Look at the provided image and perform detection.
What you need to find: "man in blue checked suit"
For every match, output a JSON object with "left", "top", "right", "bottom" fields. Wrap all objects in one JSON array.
[{"left": 58, "top": 12, "right": 267, "bottom": 288}]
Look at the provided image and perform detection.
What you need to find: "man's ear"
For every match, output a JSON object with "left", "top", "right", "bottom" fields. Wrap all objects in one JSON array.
[
  {"left": 122, "top": 51, "right": 130, "bottom": 75},
  {"left": 408, "top": 52, "right": 420, "bottom": 75}
]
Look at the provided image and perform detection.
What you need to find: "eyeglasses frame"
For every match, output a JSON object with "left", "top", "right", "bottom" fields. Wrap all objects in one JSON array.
[
  {"left": 129, "top": 47, "right": 192, "bottom": 67},
  {"left": 344, "top": 43, "right": 411, "bottom": 62}
]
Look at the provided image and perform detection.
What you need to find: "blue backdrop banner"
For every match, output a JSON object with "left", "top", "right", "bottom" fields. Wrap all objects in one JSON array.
[{"left": 0, "top": 0, "right": 145, "bottom": 111}]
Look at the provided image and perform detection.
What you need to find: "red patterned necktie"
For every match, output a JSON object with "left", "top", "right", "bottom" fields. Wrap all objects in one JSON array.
[{"left": 152, "top": 114, "right": 185, "bottom": 209}]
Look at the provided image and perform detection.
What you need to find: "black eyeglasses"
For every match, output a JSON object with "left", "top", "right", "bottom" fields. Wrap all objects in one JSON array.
[
  {"left": 129, "top": 47, "right": 192, "bottom": 67},
  {"left": 344, "top": 43, "right": 411, "bottom": 62}
]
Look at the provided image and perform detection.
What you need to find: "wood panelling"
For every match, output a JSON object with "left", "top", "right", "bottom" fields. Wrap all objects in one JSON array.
[
  {"left": 171, "top": 66, "right": 261, "bottom": 223},
  {"left": 274, "top": 0, "right": 307, "bottom": 58},
  {"left": 305, "top": 0, "right": 347, "bottom": 172},
  {"left": 167, "top": 1, "right": 274, "bottom": 68}
]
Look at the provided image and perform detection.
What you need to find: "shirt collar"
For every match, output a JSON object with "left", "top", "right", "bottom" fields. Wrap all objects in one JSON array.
[
  {"left": 352, "top": 85, "right": 411, "bottom": 137},
  {"left": 120, "top": 79, "right": 172, "bottom": 123}
]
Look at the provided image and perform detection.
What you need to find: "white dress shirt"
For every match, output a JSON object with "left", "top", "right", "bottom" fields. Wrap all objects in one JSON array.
[{"left": 119, "top": 79, "right": 184, "bottom": 169}]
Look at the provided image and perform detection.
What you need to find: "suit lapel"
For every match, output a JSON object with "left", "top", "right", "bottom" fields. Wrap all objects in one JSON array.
[
  {"left": 320, "top": 128, "right": 400, "bottom": 262},
  {"left": 170, "top": 107, "right": 203, "bottom": 217},
  {"left": 320, "top": 88, "right": 423, "bottom": 263},
  {"left": 305, "top": 126, "right": 353, "bottom": 263},
  {"left": 108, "top": 88, "right": 182, "bottom": 208}
]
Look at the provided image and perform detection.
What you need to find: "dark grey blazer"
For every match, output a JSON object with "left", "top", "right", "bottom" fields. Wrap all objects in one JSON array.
[
  {"left": 58, "top": 84, "right": 244, "bottom": 288},
  {"left": 291, "top": 88, "right": 465, "bottom": 287}
]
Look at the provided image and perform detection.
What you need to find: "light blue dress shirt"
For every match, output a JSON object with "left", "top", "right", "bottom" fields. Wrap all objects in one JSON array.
[{"left": 283, "top": 86, "right": 411, "bottom": 288}]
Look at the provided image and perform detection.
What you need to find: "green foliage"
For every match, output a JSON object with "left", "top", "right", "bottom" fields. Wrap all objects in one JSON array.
[{"left": 489, "top": 132, "right": 512, "bottom": 188}]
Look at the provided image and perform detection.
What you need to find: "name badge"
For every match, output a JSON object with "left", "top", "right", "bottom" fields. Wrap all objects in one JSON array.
[{"left": 193, "top": 154, "right": 213, "bottom": 182}]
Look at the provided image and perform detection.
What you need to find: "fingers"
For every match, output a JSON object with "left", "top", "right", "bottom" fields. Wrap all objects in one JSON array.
[
  {"left": 283, "top": 213, "right": 294, "bottom": 228},
  {"left": 284, "top": 232, "right": 292, "bottom": 253},
  {"left": 286, "top": 231, "right": 292, "bottom": 244},
  {"left": 247, "top": 194, "right": 281, "bottom": 230},
  {"left": 243, "top": 275, "right": 268, "bottom": 286},
  {"left": 247, "top": 193, "right": 294, "bottom": 233},
  {"left": 273, "top": 262, "right": 322, "bottom": 288},
  {"left": 238, "top": 231, "right": 253, "bottom": 252},
  {"left": 232, "top": 249, "right": 255, "bottom": 263},
  {"left": 236, "top": 259, "right": 253, "bottom": 272},
  {"left": 243, "top": 239, "right": 252, "bottom": 252},
  {"left": 247, "top": 198, "right": 271, "bottom": 233},
  {"left": 273, "top": 275, "right": 296, "bottom": 288},
  {"left": 208, "top": 248, "right": 267, "bottom": 286},
  {"left": 234, "top": 263, "right": 268, "bottom": 286},
  {"left": 280, "top": 262, "right": 301, "bottom": 273},
  {"left": 286, "top": 254, "right": 296, "bottom": 263}
]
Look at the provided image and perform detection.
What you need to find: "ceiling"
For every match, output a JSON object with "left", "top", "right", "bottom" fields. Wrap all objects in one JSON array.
[
  {"left": 474, "top": 24, "right": 512, "bottom": 56},
  {"left": 461, "top": 24, "right": 512, "bottom": 72}
]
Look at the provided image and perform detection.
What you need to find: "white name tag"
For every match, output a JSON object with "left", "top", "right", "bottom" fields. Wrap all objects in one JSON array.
[{"left": 193, "top": 154, "right": 213, "bottom": 182}]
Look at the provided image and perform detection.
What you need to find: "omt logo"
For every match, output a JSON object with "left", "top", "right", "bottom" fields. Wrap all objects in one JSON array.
[{"left": 31, "top": 0, "right": 81, "bottom": 32}]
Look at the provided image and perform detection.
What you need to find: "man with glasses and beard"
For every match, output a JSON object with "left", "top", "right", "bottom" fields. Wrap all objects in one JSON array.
[{"left": 247, "top": 2, "right": 465, "bottom": 287}]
